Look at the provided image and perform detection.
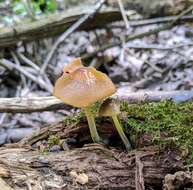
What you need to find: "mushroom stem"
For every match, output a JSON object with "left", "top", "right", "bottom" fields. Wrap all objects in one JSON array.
[
  {"left": 84, "top": 107, "right": 101, "bottom": 143},
  {"left": 111, "top": 115, "right": 132, "bottom": 151}
]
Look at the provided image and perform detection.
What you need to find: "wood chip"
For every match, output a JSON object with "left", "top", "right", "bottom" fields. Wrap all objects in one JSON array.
[{"left": 70, "top": 170, "right": 88, "bottom": 185}]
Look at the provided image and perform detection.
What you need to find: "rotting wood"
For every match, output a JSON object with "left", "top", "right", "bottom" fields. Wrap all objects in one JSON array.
[
  {"left": 0, "top": 89, "right": 193, "bottom": 113},
  {"left": 135, "top": 153, "right": 145, "bottom": 190},
  {"left": 0, "top": 144, "right": 187, "bottom": 190},
  {"left": 0, "top": 7, "right": 121, "bottom": 48},
  {"left": 163, "top": 171, "right": 193, "bottom": 190}
]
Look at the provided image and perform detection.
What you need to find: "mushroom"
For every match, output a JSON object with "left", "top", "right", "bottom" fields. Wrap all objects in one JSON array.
[
  {"left": 53, "top": 58, "right": 116, "bottom": 143},
  {"left": 99, "top": 99, "right": 132, "bottom": 151}
]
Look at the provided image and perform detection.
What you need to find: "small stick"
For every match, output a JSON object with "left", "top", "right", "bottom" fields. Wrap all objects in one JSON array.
[
  {"left": 40, "top": 0, "right": 106, "bottom": 75},
  {"left": 0, "top": 59, "right": 52, "bottom": 93},
  {"left": 16, "top": 52, "right": 53, "bottom": 90},
  {"left": 16, "top": 52, "right": 40, "bottom": 71},
  {"left": 128, "top": 15, "right": 193, "bottom": 27},
  {"left": 82, "top": 5, "right": 193, "bottom": 61},
  {"left": 117, "top": 0, "right": 129, "bottom": 29},
  {"left": 124, "top": 43, "right": 193, "bottom": 51}
]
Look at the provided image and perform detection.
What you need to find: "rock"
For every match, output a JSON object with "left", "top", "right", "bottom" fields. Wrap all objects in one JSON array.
[
  {"left": 49, "top": 145, "right": 61, "bottom": 152},
  {"left": 76, "top": 173, "right": 89, "bottom": 185}
]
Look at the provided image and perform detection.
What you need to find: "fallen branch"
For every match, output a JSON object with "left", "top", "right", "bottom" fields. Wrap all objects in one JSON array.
[
  {"left": 0, "top": 7, "right": 121, "bottom": 48},
  {"left": 0, "top": 89, "right": 193, "bottom": 113},
  {"left": 0, "top": 96, "right": 68, "bottom": 113}
]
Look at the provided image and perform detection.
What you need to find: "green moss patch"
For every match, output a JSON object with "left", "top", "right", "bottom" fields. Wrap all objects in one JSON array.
[
  {"left": 121, "top": 101, "right": 193, "bottom": 162},
  {"left": 55, "top": 100, "right": 193, "bottom": 162}
]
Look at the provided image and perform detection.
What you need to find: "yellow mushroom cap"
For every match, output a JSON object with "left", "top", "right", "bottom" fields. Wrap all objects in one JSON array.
[
  {"left": 53, "top": 66, "right": 116, "bottom": 108},
  {"left": 99, "top": 99, "right": 120, "bottom": 116}
]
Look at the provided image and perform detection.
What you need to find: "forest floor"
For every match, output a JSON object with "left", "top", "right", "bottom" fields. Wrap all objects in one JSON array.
[{"left": 0, "top": 0, "right": 193, "bottom": 189}]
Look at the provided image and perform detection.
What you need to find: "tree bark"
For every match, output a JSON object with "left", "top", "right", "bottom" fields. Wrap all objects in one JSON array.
[{"left": 0, "top": 144, "right": 185, "bottom": 190}]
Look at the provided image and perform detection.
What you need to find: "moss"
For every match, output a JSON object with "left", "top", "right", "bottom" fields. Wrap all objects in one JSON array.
[
  {"left": 62, "top": 102, "right": 101, "bottom": 126},
  {"left": 63, "top": 111, "right": 85, "bottom": 126},
  {"left": 48, "top": 135, "right": 60, "bottom": 147},
  {"left": 121, "top": 100, "right": 193, "bottom": 162},
  {"left": 56, "top": 100, "right": 193, "bottom": 162}
]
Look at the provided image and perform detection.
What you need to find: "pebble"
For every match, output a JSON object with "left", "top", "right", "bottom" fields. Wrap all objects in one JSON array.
[{"left": 49, "top": 145, "right": 61, "bottom": 152}]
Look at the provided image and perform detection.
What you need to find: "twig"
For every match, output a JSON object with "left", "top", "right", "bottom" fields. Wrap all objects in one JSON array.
[
  {"left": 16, "top": 52, "right": 53, "bottom": 90},
  {"left": 0, "top": 89, "right": 193, "bottom": 113},
  {"left": 0, "top": 59, "right": 52, "bottom": 93},
  {"left": 128, "top": 15, "right": 193, "bottom": 27},
  {"left": 117, "top": 0, "right": 129, "bottom": 29},
  {"left": 16, "top": 52, "right": 40, "bottom": 71},
  {"left": 0, "top": 113, "right": 7, "bottom": 125},
  {"left": 40, "top": 0, "right": 106, "bottom": 75},
  {"left": 124, "top": 43, "right": 193, "bottom": 50},
  {"left": 82, "top": 5, "right": 193, "bottom": 60},
  {"left": 171, "top": 5, "right": 193, "bottom": 25},
  {"left": 82, "top": 24, "right": 172, "bottom": 60},
  {"left": 135, "top": 154, "right": 145, "bottom": 190},
  {"left": 10, "top": 51, "right": 27, "bottom": 87}
]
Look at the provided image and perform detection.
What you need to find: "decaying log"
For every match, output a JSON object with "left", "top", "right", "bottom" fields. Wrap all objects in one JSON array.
[
  {"left": 19, "top": 119, "right": 116, "bottom": 146},
  {"left": 0, "top": 144, "right": 186, "bottom": 190},
  {"left": 0, "top": 89, "right": 193, "bottom": 113},
  {"left": 0, "top": 7, "right": 121, "bottom": 48},
  {"left": 0, "top": 89, "right": 191, "bottom": 189}
]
